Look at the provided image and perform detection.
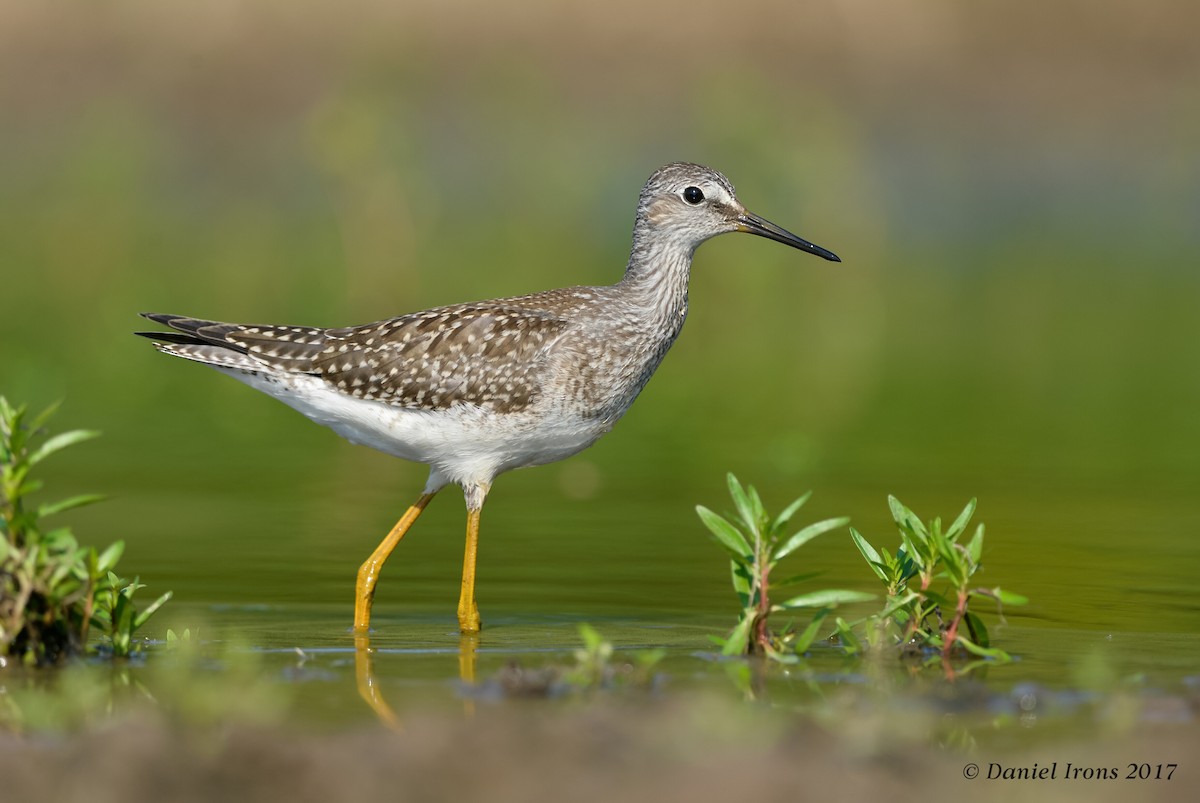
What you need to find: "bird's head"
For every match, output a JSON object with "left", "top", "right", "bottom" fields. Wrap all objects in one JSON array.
[{"left": 636, "top": 162, "right": 840, "bottom": 262}]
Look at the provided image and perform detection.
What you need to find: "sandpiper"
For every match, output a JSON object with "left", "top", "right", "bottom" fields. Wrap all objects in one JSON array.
[{"left": 138, "top": 162, "right": 840, "bottom": 633}]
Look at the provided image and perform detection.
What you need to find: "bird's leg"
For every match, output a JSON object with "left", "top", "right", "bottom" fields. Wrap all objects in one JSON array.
[
  {"left": 457, "top": 483, "right": 489, "bottom": 633},
  {"left": 354, "top": 491, "right": 437, "bottom": 631},
  {"left": 457, "top": 508, "right": 483, "bottom": 632}
]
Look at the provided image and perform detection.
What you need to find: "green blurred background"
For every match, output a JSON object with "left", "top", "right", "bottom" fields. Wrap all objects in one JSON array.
[{"left": 1, "top": 1, "right": 1197, "bottom": 647}]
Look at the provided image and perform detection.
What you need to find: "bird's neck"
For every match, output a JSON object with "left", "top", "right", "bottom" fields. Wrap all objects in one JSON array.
[{"left": 617, "top": 223, "right": 694, "bottom": 332}]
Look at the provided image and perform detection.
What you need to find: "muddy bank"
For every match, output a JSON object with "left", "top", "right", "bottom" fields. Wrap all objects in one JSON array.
[{"left": 2, "top": 697, "right": 1196, "bottom": 803}]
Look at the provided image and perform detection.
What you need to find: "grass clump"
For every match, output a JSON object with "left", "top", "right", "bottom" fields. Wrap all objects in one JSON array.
[
  {"left": 1, "top": 397, "right": 169, "bottom": 665},
  {"left": 696, "top": 474, "right": 872, "bottom": 662},
  {"left": 564, "top": 623, "right": 665, "bottom": 691},
  {"left": 477, "top": 624, "right": 666, "bottom": 699},
  {"left": 849, "top": 496, "right": 1027, "bottom": 664}
]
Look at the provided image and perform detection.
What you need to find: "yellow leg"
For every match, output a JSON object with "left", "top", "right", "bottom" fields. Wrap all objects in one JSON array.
[
  {"left": 457, "top": 507, "right": 482, "bottom": 633},
  {"left": 354, "top": 492, "right": 435, "bottom": 632}
]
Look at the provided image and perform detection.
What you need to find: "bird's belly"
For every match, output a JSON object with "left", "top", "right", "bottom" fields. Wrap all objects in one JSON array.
[{"left": 219, "top": 369, "right": 611, "bottom": 485}]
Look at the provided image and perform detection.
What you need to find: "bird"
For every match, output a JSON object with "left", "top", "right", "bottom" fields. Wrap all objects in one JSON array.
[{"left": 137, "top": 162, "right": 840, "bottom": 634}]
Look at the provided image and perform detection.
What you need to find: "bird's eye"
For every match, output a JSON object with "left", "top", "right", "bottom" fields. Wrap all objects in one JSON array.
[{"left": 682, "top": 186, "right": 705, "bottom": 205}]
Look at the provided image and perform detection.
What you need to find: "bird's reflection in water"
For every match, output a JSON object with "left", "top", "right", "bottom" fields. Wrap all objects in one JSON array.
[{"left": 353, "top": 632, "right": 479, "bottom": 727}]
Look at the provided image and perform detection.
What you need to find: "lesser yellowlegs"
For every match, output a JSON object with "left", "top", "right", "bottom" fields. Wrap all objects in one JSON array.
[{"left": 137, "top": 162, "right": 840, "bottom": 633}]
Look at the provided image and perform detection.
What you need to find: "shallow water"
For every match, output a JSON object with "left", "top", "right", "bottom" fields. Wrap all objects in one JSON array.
[
  {"left": 89, "top": 600, "right": 1194, "bottom": 737},
  {"left": 58, "top": 429, "right": 1198, "bottom": 626}
]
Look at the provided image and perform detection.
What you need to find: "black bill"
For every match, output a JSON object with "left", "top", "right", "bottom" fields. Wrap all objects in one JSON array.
[{"left": 736, "top": 211, "right": 841, "bottom": 262}]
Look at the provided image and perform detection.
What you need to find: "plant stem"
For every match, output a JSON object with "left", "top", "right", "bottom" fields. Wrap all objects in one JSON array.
[
  {"left": 754, "top": 555, "right": 771, "bottom": 652},
  {"left": 942, "top": 590, "right": 969, "bottom": 661}
]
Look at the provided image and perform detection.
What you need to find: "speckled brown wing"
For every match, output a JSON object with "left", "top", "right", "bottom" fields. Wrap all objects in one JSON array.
[
  {"left": 139, "top": 305, "right": 575, "bottom": 413},
  {"left": 310, "top": 304, "right": 572, "bottom": 413}
]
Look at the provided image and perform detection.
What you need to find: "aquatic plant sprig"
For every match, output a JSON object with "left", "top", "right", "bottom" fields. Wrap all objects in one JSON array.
[
  {"left": 696, "top": 474, "right": 872, "bottom": 661},
  {"left": 91, "top": 567, "right": 173, "bottom": 659},
  {"left": 850, "top": 496, "right": 1027, "bottom": 665},
  {"left": 0, "top": 396, "right": 170, "bottom": 664},
  {"left": 564, "top": 624, "right": 665, "bottom": 691}
]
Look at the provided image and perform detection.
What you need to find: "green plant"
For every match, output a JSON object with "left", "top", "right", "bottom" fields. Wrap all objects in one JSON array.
[
  {"left": 487, "top": 625, "right": 665, "bottom": 697},
  {"left": 850, "top": 496, "right": 1027, "bottom": 664},
  {"left": 1, "top": 627, "right": 291, "bottom": 733},
  {"left": 1, "top": 397, "right": 169, "bottom": 664},
  {"left": 165, "top": 627, "right": 197, "bottom": 649},
  {"left": 91, "top": 569, "right": 172, "bottom": 658},
  {"left": 566, "top": 622, "right": 615, "bottom": 688},
  {"left": 696, "top": 474, "right": 873, "bottom": 661},
  {"left": 564, "top": 624, "right": 665, "bottom": 690}
]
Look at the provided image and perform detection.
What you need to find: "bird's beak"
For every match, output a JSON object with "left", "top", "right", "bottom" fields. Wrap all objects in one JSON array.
[{"left": 735, "top": 211, "right": 841, "bottom": 262}]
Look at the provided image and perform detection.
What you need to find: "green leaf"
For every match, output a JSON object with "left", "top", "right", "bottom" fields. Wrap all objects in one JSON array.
[
  {"left": 933, "top": 536, "right": 966, "bottom": 587},
  {"left": 965, "top": 523, "right": 985, "bottom": 564},
  {"left": 955, "top": 635, "right": 1012, "bottom": 662},
  {"left": 773, "top": 516, "right": 849, "bottom": 561},
  {"left": 894, "top": 546, "right": 920, "bottom": 582},
  {"left": 27, "top": 429, "right": 100, "bottom": 467},
  {"left": 746, "top": 485, "right": 766, "bottom": 530},
  {"left": 963, "top": 610, "right": 990, "bottom": 647},
  {"left": 989, "top": 587, "right": 1029, "bottom": 606},
  {"left": 875, "top": 590, "right": 921, "bottom": 621},
  {"left": 36, "top": 493, "right": 105, "bottom": 519},
  {"left": 0, "top": 395, "right": 22, "bottom": 422},
  {"left": 762, "top": 643, "right": 801, "bottom": 664},
  {"left": 51, "top": 578, "right": 83, "bottom": 602},
  {"left": 899, "top": 529, "right": 925, "bottom": 571},
  {"left": 16, "top": 479, "right": 44, "bottom": 497},
  {"left": 721, "top": 612, "right": 755, "bottom": 657},
  {"left": 48, "top": 560, "right": 77, "bottom": 588},
  {"left": 730, "top": 559, "right": 753, "bottom": 605},
  {"left": 578, "top": 622, "right": 603, "bottom": 651},
  {"left": 131, "top": 590, "right": 172, "bottom": 629},
  {"left": 770, "top": 491, "right": 811, "bottom": 536},
  {"left": 792, "top": 609, "right": 830, "bottom": 654},
  {"left": 835, "top": 616, "right": 862, "bottom": 654},
  {"left": 41, "top": 527, "right": 78, "bottom": 551},
  {"left": 696, "top": 505, "right": 751, "bottom": 560},
  {"left": 887, "top": 495, "right": 925, "bottom": 539},
  {"left": 775, "top": 589, "right": 875, "bottom": 610},
  {"left": 96, "top": 541, "right": 125, "bottom": 575},
  {"left": 725, "top": 474, "right": 758, "bottom": 534},
  {"left": 849, "top": 528, "right": 887, "bottom": 581},
  {"left": 28, "top": 400, "right": 63, "bottom": 433},
  {"left": 946, "top": 498, "right": 977, "bottom": 541},
  {"left": 112, "top": 590, "right": 132, "bottom": 634}
]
